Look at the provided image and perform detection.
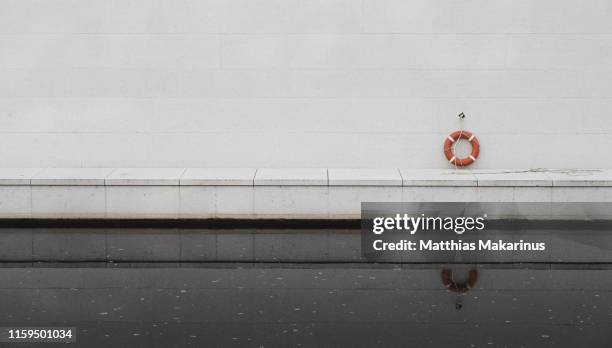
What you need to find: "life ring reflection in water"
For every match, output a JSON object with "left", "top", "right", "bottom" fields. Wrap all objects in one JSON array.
[{"left": 441, "top": 268, "right": 478, "bottom": 293}]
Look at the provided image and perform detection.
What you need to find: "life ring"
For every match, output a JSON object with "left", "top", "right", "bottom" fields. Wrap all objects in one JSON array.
[
  {"left": 444, "top": 130, "right": 480, "bottom": 167},
  {"left": 441, "top": 268, "right": 478, "bottom": 293}
]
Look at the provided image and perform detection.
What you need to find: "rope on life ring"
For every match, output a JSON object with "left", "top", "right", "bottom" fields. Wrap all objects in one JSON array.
[
  {"left": 441, "top": 268, "right": 478, "bottom": 293},
  {"left": 443, "top": 130, "right": 480, "bottom": 167}
]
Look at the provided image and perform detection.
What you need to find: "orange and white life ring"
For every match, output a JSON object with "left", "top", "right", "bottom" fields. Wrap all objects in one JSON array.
[
  {"left": 443, "top": 130, "right": 480, "bottom": 167},
  {"left": 441, "top": 268, "right": 478, "bottom": 293}
]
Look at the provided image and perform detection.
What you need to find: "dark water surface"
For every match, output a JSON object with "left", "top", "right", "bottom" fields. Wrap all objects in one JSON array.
[
  {"left": 1, "top": 227, "right": 611, "bottom": 263},
  {"left": 0, "top": 264, "right": 610, "bottom": 347}
]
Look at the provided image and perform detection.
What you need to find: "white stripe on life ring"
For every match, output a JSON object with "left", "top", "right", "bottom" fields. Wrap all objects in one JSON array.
[
  {"left": 449, "top": 156, "right": 456, "bottom": 163},
  {"left": 469, "top": 155, "right": 476, "bottom": 161},
  {"left": 468, "top": 135, "right": 475, "bottom": 141},
  {"left": 447, "top": 136, "right": 455, "bottom": 142}
]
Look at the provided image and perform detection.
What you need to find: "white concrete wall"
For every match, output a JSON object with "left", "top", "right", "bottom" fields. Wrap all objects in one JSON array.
[{"left": 1, "top": 0, "right": 611, "bottom": 168}]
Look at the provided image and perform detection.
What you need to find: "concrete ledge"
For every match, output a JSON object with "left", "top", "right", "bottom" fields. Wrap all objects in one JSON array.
[
  {"left": 0, "top": 168, "right": 43, "bottom": 185},
  {"left": 32, "top": 168, "right": 114, "bottom": 186},
  {"left": 180, "top": 168, "right": 256, "bottom": 186},
  {"left": 106, "top": 168, "right": 186, "bottom": 186},
  {"left": 2, "top": 168, "right": 611, "bottom": 187},
  {"left": 546, "top": 170, "right": 612, "bottom": 187},
  {"left": 472, "top": 169, "right": 553, "bottom": 187},
  {"left": 254, "top": 168, "right": 327, "bottom": 186},
  {"left": 329, "top": 168, "right": 402, "bottom": 186},
  {"left": 400, "top": 169, "right": 477, "bottom": 186},
  {"left": 0, "top": 168, "right": 611, "bottom": 219}
]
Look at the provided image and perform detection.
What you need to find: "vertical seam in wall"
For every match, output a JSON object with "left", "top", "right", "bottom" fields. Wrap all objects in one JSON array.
[
  {"left": 178, "top": 168, "right": 188, "bottom": 218},
  {"left": 178, "top": 168, "right": 188, "bottom": 180},
  {"left": 28, "top": 172, "right": 36, "bottom": 219},
  {"left": 543, "top": 171, "right": 555, "bottom": 204},
  {"left": 397, "top": 168, "right": 404, "bottom": 201},
  {"left": 250, "top": 169, "right": 258, "bottom": 219},
  {"left": 104, "top": 185, "right": 108, "bottom": 219},
  {"left": 326, "top": 168, "right": 330, "bottom": 218},
  {"left": 29, "top": 184, "right": 33, "bottom": 219},
  {"left": 548, "top": 185, "right": 553, "bottom": 204},
  {"left": 103, "top": 168, "right": 116, "bottom": 219},
  {"left": 213, "top": 186, "right": 218, "bottom": 219}
]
